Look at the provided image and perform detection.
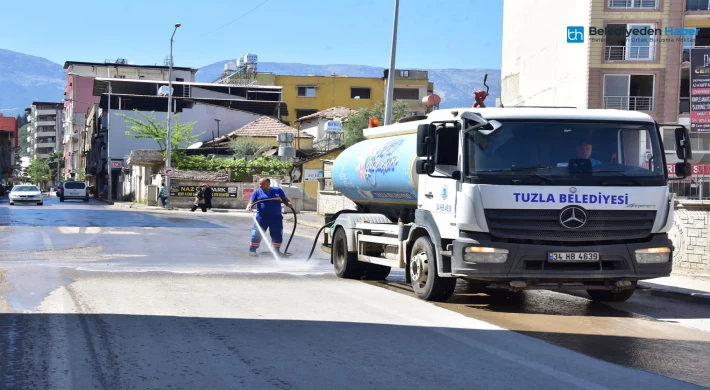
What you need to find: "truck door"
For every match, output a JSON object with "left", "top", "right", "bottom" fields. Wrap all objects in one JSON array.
[{"left": 418, "top": 124, "right": 460, "bottom": 239}]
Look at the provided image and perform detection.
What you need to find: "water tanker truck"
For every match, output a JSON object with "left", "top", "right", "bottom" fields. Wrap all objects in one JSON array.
[{"left": 321, "top": 107, "right": 693, "bottom": 302}]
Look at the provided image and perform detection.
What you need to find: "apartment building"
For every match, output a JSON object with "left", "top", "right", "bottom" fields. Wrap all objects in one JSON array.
[
  {"left": 0, "top": 115, "right": 18, "bottom": 183},
  {"left": 26, "top": 102, "right": 62, "bottom": 159},
  {"left": 61, "top": 59, "right": 199, "bottom": 179},
  {"left": 501, "top": 0, "right": 710, "bottom": 197}
]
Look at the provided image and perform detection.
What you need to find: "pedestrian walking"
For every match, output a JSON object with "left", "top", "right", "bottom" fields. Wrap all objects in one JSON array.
[
  {"left": 158, "top": 182, "right": 169, "bottom": 208},
  {"left": 191, "top": 186, "right": 207, "bottom": 212},
  {"left": 245, "top": 177, "right": 293, "bottom": 257},
  {"left": 203, "top": 184, "right": 213, "bottom": 210}
]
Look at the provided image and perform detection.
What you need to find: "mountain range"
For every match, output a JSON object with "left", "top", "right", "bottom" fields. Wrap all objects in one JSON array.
[{"left": 0, "top": 49, "right": 500, "bottom": 115}]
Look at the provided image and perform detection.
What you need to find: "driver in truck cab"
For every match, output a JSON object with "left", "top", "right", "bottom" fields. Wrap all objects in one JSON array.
[{"left": 576, "top": 141, "right": 602, "bottom": 167}]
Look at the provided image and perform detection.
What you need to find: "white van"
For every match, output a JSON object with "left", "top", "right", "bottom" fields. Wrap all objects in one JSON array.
[{"left": 59, "top": 181, "right": 89, "bottom": 202}]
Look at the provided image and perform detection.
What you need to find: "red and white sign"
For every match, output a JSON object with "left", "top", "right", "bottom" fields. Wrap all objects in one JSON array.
[
  {"left": 110, "top": 161, "right": 122, "bottom": 168},
  {"left": 665, "top": 163, "right": 710, "bottom": 176},
  {"left": 242, "top": 183, "right": 256, "bottom": 201},
  {"left": 161, "top": 166, "right": 174, "bottom": 177}
]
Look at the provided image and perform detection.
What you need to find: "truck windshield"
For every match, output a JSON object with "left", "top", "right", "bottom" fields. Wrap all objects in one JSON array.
[{"left": 466, "top": 120, "right": 665, "bottom": 185}]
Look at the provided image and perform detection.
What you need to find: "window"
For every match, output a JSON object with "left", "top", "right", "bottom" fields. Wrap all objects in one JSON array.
[
  {"left": 605, "top": 23, "right": 656, "bottom": 61},
  {"left": 295, "top": 109, "right": 318, "bottom": 120},
  {"left": 603, "top": 74, "right": 655, "bottom": 111},
  {"left": 400, "top": 70, "right": 409, "bottom": 77},
  {"left": 687, "top": 0, "right": 710, "bottom": 11},
  {"left": 435, "top": 125, "right": 460, "bottom": 175},
  {"left": 297, "top": 86, "right": 317, "bottom": 97},
  {"left": 393, "top": 88, "right": 419, "bottom": 100},
  {"left": 350, "top": 88, "right": 371, "bottom": 99},
  {"left": 609, "top": 0, "right": 658, "bottom": 9},
  {"left": 176, "top": 78, "right": 184, "bottom": 82}
]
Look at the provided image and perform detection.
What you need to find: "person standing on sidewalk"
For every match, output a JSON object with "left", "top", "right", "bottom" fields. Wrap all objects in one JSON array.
[
  {"left": 191, "top": 186, "right": 207, "bottom": 212},
  {"left": 245, "top": 178, "right": 293, "bottom": 257},
  {"left": 203, "top": 184, "right": 213, "bottom": 211},
  {"left": 158, "top": 182, "right": 169, "bottom": 208}
]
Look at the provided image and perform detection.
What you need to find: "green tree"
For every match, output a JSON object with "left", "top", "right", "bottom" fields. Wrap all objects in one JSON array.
[
  {"left": 16, "top": 114, "right": 29, "bottom": 128},
  {"left": 18, "top": 124, "right": 30, "bottom": 157},
  {"left": 342, "top": 101, "right": 411, "bottom": 147},
  {"left": 26, "top": 157, "right": 52, "bottom": 185},
  {"left": 228, "top": 136, "right": 272, "bottom": 157},
  {"left": 47, "top": 152, "right": 65, "bottom": 182},
  {"left": 118, "top": 109, "right": 201, "bottom": 168}
]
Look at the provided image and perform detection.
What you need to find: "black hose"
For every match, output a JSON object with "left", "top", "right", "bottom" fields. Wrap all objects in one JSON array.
[
  {"left": 305, "top": 221, "right": 333, "bottom": 262},
  {"left": 248, "top": 198, "right": 297, "bottom": 255}
]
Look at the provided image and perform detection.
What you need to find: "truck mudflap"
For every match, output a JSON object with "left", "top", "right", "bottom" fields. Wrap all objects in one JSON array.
[{"left": 448, "top": 233, "right": 673, "bottom": 287}]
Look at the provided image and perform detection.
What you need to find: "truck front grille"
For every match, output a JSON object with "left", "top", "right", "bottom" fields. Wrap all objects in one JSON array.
[{"left": 484, "top": 209, "right": 657, "bottom": 243}]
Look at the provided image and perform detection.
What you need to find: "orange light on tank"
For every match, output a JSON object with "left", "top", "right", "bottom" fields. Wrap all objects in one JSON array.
[{"left": 368, "top": 117, "right": 379, "bottom": 128}]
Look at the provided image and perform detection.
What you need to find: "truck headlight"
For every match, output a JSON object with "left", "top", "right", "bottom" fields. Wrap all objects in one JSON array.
[
  {"left": 635, "top": 247, "right": 670, "bottom": 264},
  {"left": 464, "top": 247, "right": 508, "bottom": 263}
]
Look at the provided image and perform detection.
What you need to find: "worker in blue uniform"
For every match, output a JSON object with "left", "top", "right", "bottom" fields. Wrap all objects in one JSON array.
[{"left": 246, "top": 177, "right": 293, "bottom": 257}]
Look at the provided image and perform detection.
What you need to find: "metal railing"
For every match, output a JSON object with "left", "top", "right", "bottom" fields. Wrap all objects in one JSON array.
[
  {"left": 609, "top": 0, "right": 658, "bottom": 9},
  {"left": 605, "top": 46, "right": 655, "bottom": 61},
  {"left": 682, "top": 46, "right": 710, "bottom": 62},
  {"left": 687, "top": 0, "right": 710, "bottom": 11},
  {"left": 604, "top": 96, "right": 655, "bottom": 111}
]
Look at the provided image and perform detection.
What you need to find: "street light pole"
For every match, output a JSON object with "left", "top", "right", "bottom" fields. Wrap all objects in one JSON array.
[
  {"left": 165, "top": 23, "right": 181, "bottom": 207},
  {"left": 107, "top": 81, "right": 112, "bottom": 202},
  {"left": 384, "top": 0, "right": 400, "bottom": 126}
]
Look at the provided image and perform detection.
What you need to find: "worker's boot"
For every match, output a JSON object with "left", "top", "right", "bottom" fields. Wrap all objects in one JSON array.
[{"left": 248, "top": 247, "right": 259, "bottom": 257}]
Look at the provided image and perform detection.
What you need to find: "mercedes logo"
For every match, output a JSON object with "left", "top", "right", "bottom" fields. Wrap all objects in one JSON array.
[
  {"left": 569, "top": 187, "right": 578, "bottom": 193},
  {"left": 559, "top": 206, "right": 588, "bottom": 229}
]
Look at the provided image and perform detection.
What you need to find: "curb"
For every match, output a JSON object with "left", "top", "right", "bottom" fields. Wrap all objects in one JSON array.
[{"left": 636, "top": 283, "right": 710, "bottom": 305}]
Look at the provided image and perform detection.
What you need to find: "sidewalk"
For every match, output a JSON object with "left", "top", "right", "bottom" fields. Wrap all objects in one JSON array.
[{"left": 637, "top": 275, "right": 710, "bottom": 305}]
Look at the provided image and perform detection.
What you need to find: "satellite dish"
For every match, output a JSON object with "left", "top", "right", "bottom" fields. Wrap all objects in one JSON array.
[
  {"left": 187, "top": 142, "right": 203, "bottom": 149},
  {"left": 291, "top": 168, "right": 302, "bottom": 182}
]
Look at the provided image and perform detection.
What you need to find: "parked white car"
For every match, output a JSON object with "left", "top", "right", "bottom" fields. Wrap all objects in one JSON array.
[{"left": 9, "top": 185, "right": 44, "bottom": 206}]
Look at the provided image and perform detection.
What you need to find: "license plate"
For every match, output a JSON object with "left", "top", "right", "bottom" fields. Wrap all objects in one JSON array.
[{"left": 548, "top": 252, "right": 599, "bottom": 262}]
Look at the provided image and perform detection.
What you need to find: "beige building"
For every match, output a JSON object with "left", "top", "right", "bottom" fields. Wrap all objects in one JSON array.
[{"left": 501, "top": 0, "right": 710, "bottom": 191}]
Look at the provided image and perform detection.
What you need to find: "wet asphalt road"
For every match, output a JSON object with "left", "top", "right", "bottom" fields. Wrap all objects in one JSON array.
[{"left": 0, "top": 195, "right": 709, "bottom": 389}]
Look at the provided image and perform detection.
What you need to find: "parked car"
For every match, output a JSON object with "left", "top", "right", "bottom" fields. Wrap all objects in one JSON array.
[
  {"left": 9, "top": 185, "right": 43, "bottom": 206},
  {"left": 59, "top": 181, "right": 89, "bottom": 202}
]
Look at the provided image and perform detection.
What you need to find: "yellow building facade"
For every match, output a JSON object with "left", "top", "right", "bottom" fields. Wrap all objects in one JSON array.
[{"left": 257, "top": 70, "right": 433, "bottom": 125}]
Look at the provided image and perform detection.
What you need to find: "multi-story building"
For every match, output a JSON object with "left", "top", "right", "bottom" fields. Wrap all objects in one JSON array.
[
  {"left": 0, "top": 115, "right": 18, "bottom": 184},
  {"left": 501, "top": 0, "right": 710, "bottom": 198},
  {"left": 61, "top": 59, "right": 200, "bottom": 179},
  {"left": 26, "top": 102, "right": 63, "bottom": 159},
  {"left": 213, "top": 55, "right": 434, "bottom": 124}
]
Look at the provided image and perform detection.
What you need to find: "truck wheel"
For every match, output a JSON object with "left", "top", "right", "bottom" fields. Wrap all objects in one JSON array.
[
  {"left": 410, "top": 236, "right": 456, "bottom": 302},
  {"left": 586, "top": 285, "right": 636, "bottom": 302},
  {"left": 362, "top": 263, "right": 391, "bottom": 280},
  {"left": 332, "top": 227, "right": 363, "bottom": 279}
]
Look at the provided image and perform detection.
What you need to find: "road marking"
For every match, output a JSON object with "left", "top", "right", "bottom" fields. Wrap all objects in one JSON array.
[
  {"left": 86, "top": 227, "right": 101, "bottom": 234},
  {"left": 40, "top": 228, "right": 54, "bottom": 250}
]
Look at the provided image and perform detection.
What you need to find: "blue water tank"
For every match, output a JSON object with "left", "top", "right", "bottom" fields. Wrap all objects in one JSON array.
[{"left": 331, "top": 134, "right": 419, "bottom": 209}]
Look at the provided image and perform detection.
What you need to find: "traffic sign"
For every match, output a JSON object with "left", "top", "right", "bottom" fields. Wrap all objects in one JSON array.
[{"left": 162, "top": 167, "right": 174, "bottom": 177}]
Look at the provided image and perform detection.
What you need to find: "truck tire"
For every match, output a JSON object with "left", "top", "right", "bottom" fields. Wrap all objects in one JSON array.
[
  {"left": 332, "top": 227, "right": 363, "bottom": 279},
  {"left": 586, "top": 285, "right": 636, "bottom": 302},
  {"left": 410, "top": 236, "right": 456, "bottom": 302},
  {"left": 362, "top": 263, "right": 391, "bottom": 280}
]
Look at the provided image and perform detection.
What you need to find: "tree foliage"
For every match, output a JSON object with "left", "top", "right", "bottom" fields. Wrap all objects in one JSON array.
[
  {"left": 26, "top": 157, "right": 52, "bottom": 184},
  {"left": 342, "top": 101, "right": 411, "bottom": 147},
  {"left": 176, "top": 155, "right": 292, "bottom": 178},
  {"left": 228, "top": 136, "right": 272, "bottom": 157},
  {"left": 118, "top": 109, "right": 201, "bottom": 167}
]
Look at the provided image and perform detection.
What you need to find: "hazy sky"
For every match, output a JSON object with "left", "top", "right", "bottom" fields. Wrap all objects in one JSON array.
[{"left": 0, "top": 0, "right": 503, "bottom": 69}]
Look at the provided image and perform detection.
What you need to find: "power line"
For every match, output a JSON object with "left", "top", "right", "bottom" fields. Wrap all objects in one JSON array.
[{"left": 202, "top": 0, "right": 270, "bottom": 36}]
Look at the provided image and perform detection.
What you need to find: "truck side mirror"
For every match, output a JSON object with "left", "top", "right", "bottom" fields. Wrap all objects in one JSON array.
[
  {"left": 675, "top": 127, "right": 692, "bottom": 161},
  {"left": 415, "top": 159, "right": 434, "bottom": 175},
  {"left": 416, "top": 124, "right": 435, "bottom": 157},
  {"left": 675, "top": 162, "right": 691, "bottom": 179}
]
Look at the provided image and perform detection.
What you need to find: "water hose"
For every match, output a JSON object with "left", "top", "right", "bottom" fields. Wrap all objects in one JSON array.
[{"left": 248, "top": 198, "right": 297, "bottom": 255}]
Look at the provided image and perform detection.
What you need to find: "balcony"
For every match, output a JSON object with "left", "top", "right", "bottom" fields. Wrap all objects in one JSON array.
[
  {"left": 604, "top": 96, "right": 655, "bottom": 111},
  {"left": 687, "top": 0, "right": 710, "bottom": 11},
  {"left": 605, "top": 46, "right": 655, "bottom": 61}
]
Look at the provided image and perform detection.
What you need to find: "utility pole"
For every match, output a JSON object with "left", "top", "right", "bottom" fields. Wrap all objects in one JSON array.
[
  {"left": 215, "top": 118, "right": 221, "bottom": 138},
  {"left": 165, "top": 23, "right": 181, "bottom": 207},
  {"left": 383, "top": 0, "right": 400, "bottom": 126},
  {"left": 107, "top": 81, "right": 112, "bottom": 202}
]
